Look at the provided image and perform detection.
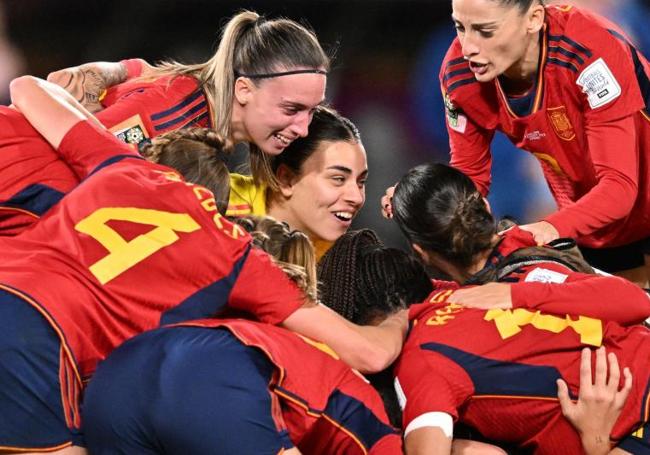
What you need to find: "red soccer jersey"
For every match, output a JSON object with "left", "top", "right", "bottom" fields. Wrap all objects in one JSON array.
[
  {"left": 0, "top": 106, "right": 77, "bottom": 235},
  {"left": 395, "top": 235, "right": 650, "bottom": 453},
  {"left": 0, "top": 120, "right": 304, "bottom": 383},
  {"left": 179, "top": 318, "right": 402, "bottom": 455},
  {"left": 0, "top": 63, "right": 210, "bottom": 235},
  {"left": 441, "top": 5, "right": 650, "bottom": 248}
]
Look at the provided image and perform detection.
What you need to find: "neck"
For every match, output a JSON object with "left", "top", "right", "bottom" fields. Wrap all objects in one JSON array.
[
  {"left": 502, "top": 29, "right": 542, "bottom": 92},
  {"left": 443, "top": 234, "right": 500, "bottom": 283},
  {"left": 229, "top": 103, "right": 250, "bottom": 144}
]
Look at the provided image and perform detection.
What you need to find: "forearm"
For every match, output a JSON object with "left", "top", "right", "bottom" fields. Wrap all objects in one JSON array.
[
  {"left": 281, "top": 305, "right": 407, "bottom": 374},
  {"left": 10, "top": 76, "right": 86, "bottom": 149},
  {"left": 405, "top": 427, "right": 452, "bottom": 455},
  {"left": 545, "top": 116, "right": 638, "bottom": 239},
  {"left": 512, "top": 275, "right": 650, "bottom": 325}
]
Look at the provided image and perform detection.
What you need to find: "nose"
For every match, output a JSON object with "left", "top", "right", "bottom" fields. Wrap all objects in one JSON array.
[
  {"left": 460, "top": 33, "right": 479, "bottom": 58},
  {"left": 290, "top": 111, "right": 310, "bottom": 138},
  {"left": 344, "top": 182, "right": 365, "bottom": 207}
]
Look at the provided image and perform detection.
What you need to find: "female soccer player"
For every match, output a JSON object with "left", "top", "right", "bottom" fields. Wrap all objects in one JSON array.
[
  {"left": 0, "top": 76, "right": 405, "bottom": 454},
  {"left": 81, "top": 218, "right": 403, "bottom": 455},
  {"left": 390, "top": 162, "right": 650, "bottom": 454},
  {"left": 0, "top": 10, "right": 328, "bottom": 235},
  {"left": 437, "top": 0, "right": 650, "bottom": 284},
  {"left": 228, "top": 106, "right": 367, "bottom": 260}
]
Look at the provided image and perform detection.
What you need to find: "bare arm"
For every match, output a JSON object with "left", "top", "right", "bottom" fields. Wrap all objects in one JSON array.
[
  {"left": 46, "top": 59, "right": 153, "bottom": 112},
  {"left": 405, "top": 426, "right": 452, "bottom": 455},
  {"left": 9, "top": 76, "right": 102, "bottom": 149},
  {"left": 280, "top": 304, "right": 407, "bottom": 374}
]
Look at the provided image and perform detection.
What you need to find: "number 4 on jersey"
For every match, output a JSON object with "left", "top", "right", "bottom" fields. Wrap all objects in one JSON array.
[{"left": 75, "top": 207, "right": 200, "bottom": 284}]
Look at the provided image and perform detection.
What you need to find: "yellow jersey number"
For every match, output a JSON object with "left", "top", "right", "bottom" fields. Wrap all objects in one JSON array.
[
  {"left": 75, "top": 207, "right": 200, "bottom": 284},
  {"left": 484, "top": 308, "right": 603, "bottom": 347}
]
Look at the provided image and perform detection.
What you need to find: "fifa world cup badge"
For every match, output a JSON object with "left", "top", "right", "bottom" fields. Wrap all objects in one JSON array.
[{"left": 444, "top": 93, "right": 467, "bottom": 133}]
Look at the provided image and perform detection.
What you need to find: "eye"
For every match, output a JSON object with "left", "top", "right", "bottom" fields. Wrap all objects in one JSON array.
[
  {"left": 479, "top": 30, "right": 494, "bottom": 38},
  {"left": 454, "top": 24, "right": 465, "bottom": 34},
  {"left": 283, "top": 107, "right": 299, "bottom": 115},
  {"left": 331, "top": 176, "right": 346, "bottom": 185}
]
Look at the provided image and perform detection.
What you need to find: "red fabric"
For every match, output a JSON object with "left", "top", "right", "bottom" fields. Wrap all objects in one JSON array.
[
  {"left": 441, "top": 5, "right": 650, "bottom": 247},
  {"left": 398, "top": 294, "right": 650, "bottom": 452},
  {"left": 179, "top": 319, "right": 402, "bottom": 454},
  {"left": 99, "top": 73, "right": 211, "bottom": 136},
  {"left": 119, "top": 58, "right": 144, "bottom": 79},
  {"left": 0, "top": 121, "right": 304, "bottom": 380},
  {"left": 0, "top": 70, "right": 210, "bottom": 236}
]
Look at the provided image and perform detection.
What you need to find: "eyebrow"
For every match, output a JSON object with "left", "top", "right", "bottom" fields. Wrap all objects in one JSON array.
[
  {"left": 451, "top": 15, "right": 499, "bottom": 28},
  {"left": 328, "top": 165, "right": 369, "bottom": 177},
  {"left": 281, "top": 98, "right": 326, "bottom": 110}
]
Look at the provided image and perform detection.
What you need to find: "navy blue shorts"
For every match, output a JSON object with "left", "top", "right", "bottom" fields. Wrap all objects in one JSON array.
[
  {"left": 0, "top": 286, "right": 82, "bottom": 451},
  {"left": 83, "top": 326, "right": 294, "bottom": 454}
]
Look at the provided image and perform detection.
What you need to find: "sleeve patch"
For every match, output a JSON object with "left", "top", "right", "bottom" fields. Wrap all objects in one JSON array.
[
  {"left": 525, "top": 267, "right": 569, "bottom": 283},
  {"left": 444, "top": 93, "right": 467, "bottom": 133},
  {"left": 576, "top": 58, "right": 621, "bottom": 109}
]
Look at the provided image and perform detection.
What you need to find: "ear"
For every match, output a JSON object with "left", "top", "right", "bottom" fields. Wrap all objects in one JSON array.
[
  {"left": 527, "top": 3, "right": 545, "bottom": 34},
  {"left": 482, "top": 197, "right": 492, "bottom": 214},
  {"left": 275, "top": 164, "right": 297, "bottom": 198},
  {"left": 233, "top": 77, "right": 254, "bottom": 106}
]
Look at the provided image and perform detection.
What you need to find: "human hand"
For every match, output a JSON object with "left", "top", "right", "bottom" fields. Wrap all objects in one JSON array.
[
  {"left": 519, "top": 220, "right": 560, "bottom": 245},
  {"left": 447, "top": 283, "right": 513, "bottom": 310},
  {"left": 557, "top": 347, "right": 632, "bottom": 455},
  {"left": 380, "top": 185, "right": 395, "bottom": 219}
]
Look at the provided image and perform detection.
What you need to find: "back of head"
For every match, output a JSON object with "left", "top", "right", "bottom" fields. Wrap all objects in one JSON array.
[
  {"left": 392, "top": 163, "right": 496, "bottom": 270},
  {"left": 141, "top": 128, "right": 230, "bottom": 214},
  {"left": 317, "top": 228, "right": 432, "bottom": 429},
  {"left": 318, "top": 229, "right": 432, "bottom": 325},
  {"left": 271, "top": 105, "right": 360, "bottom": 178},
  {"left": 234, "top": 215, "right": 317, "bottom": 301}
]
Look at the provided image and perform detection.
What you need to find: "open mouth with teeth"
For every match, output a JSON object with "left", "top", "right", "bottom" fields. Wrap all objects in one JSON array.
[
  {"left": 333, "top": 211, "right": 354, "bottom": 222},
  {"left": 273, "top": 133, "right": 292, "bottom": 146},
  {"left": 469, "top": 61, "right": 488, "bottom": 75}
]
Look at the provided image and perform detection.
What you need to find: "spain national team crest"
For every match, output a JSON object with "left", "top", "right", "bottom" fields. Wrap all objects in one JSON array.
[{"left": 547, "top": 106, "right": 575, "bottom": 141}]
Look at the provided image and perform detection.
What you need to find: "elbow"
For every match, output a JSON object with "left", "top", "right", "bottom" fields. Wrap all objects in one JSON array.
[{"left": 9, "top": 75, "right": 39, "bottom": 109}]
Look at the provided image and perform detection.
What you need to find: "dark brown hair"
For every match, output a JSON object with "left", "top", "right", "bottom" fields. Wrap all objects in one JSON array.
[{"left": 392, "top": 163, "right": 497, "bottom": 270}]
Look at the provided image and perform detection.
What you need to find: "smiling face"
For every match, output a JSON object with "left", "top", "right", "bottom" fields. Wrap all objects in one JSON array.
[
  {"left": 232, "top": 70, "right": 327, "bottom": 155},
  {"left": 271, "top": 139, "right": 368, "bottom": 243},
  {"left": 451, "top": 0, "right": 544, "bottom": 82}
]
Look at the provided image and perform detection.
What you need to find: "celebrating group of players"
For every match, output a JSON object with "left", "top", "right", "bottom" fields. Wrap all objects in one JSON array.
[{"left": 2, "top": 0, "right": 650, "bottom": 454}]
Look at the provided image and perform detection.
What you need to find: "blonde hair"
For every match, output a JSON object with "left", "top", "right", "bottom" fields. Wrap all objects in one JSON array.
[
  {"left": 140, "top": 128, "right": 230, "bottom": 214},
  {"left": 150, "top": 10, "right": 330, "bottom": 188},
  {"left": 234, "top": 215, "right": 317, "bottom": 301}
]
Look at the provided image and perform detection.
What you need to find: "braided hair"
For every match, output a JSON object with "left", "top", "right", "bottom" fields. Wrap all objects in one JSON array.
[
  {"left": 140, "top": 127, "right": 230, "bottom": 214},
  {"left": 234, "top": 215, "right": 317, "bottom": 302},
  {"left": 318, "top": 229, "right": 433, "bottom": 325},
  {"left": 392, "top": 163, "right": 497, "bottom": 271},
  {"left": 318, "top": 229, "right": 433, "bottom": 428}
]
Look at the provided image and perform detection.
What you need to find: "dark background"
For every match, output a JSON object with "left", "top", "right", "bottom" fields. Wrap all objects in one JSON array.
[{"left": 3, "top": 0, "right": 649, "bottom": 247}]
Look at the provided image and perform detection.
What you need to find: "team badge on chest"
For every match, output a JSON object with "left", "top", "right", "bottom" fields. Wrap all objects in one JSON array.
[{"left": 547, "top": 106, "right": 575, "bottom": 141}]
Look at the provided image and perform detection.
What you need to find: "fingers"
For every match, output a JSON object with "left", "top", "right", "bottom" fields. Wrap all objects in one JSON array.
[
  {"left": 616, "top": 367, "right": 633, "bottom": 409},
  {"left": 556, "top": 378, "right": 574, "bottom": 418},
  {"left": 579, "top": 347, "right": 593, "bottom": 391},
  {"left": 605, "top": 351, "right": 620, "bottom": 393},
  {"left": 594, "top": 346, "right": 607, "bottom": 388}
]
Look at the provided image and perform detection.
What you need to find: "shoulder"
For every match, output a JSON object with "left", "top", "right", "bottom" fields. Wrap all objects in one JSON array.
[{"left": 546, "top": 5, "right": 633, "bottom": 67}]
